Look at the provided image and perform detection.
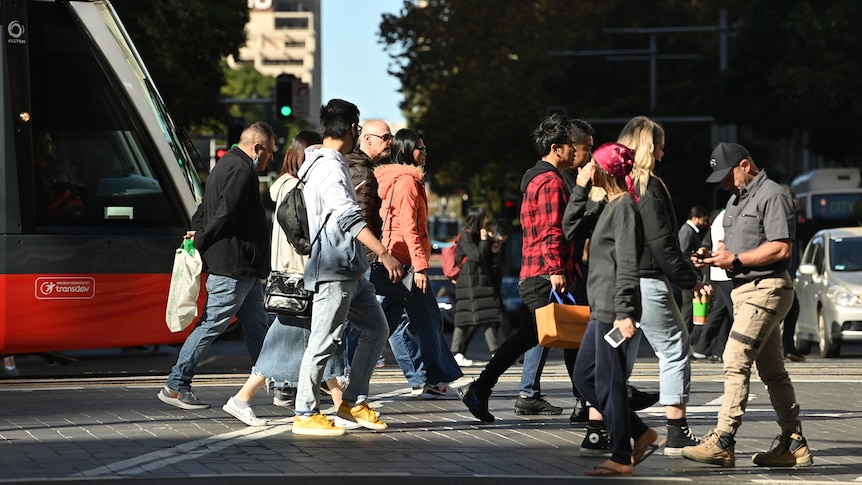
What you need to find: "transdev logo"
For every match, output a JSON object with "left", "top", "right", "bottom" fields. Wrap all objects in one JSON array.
[{"left": 35, "top": 277, "right": 96, "bottom": 300}]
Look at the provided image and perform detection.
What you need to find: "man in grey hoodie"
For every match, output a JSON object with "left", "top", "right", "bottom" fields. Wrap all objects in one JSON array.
[{"left": 291, "top": 99, "right": 403, "bottom": 436}]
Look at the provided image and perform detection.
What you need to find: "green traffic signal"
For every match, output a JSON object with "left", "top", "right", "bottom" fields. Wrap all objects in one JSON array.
[{"left": 280, "top": 105, "right": 293, "bottom": 117}]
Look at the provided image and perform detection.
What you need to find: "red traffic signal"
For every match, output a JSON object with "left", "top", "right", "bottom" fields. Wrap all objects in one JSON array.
[{"left": 215, "top": 148, "right": 229, "bottom": 160}]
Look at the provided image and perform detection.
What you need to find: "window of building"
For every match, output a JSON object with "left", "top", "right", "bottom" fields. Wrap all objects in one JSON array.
[{"left": 275, "top": 17, "right": 309, "bottom": 30}]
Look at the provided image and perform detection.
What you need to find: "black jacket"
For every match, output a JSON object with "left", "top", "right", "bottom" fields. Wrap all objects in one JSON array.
[
  {"left": 191, "top": 146, "right": 270, "bottom": 278},
  {"left": 636, "top": 177, "right": 698, "bottom": 290},
  {"left": 454, "top": 230, "right": 503, "bottom": 327},
  {"left": 345, "top": 147, "right": 383, "bottom": 259}
]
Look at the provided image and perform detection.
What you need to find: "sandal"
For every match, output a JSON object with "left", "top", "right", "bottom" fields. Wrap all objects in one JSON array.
[{"left": 633, "top": 437, "right": 667, "bottom": 465}]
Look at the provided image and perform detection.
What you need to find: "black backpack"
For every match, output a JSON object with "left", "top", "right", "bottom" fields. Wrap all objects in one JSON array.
[{"left": 276, "top": 156, "right": 327, "bottom": 255}]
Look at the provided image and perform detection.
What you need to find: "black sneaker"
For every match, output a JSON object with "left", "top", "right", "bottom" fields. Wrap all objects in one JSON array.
[
  {"left": 569, "top": 398, "right": 588, "bottom": 424},
  {"left": 157, "top": 385, "right": 210, "bottom": 410},
  {"left": 580, "top": 425, "right": 612, "bottom": 457},
  {"left": 628, "top": 384, "right": 659, "bottom": 411},
  {"left": 460, "top": 382, "right": 494, "bottom": 423},
  {"left": 514, "top": 395, "right": 563, "bottom": 416},
  {"left": 665, "top": 425, "right": 701, "bottom": 456},
  {"left": 273, "top": 387, "right": 296, "bottom": 407}
]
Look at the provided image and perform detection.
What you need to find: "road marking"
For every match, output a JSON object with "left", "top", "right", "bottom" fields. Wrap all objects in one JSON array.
[{"left": 74, "top": 424, "right": 294, "bottom": 477}]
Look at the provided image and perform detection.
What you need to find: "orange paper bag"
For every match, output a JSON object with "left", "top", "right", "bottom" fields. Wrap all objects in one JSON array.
[{"left": 535, "top": 290, "right": 590, "bottom": 348}]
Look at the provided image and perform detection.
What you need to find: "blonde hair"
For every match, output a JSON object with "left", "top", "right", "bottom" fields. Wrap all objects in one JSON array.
[{"left": 616, "top": 116, "right": 665, "bottom": 195}]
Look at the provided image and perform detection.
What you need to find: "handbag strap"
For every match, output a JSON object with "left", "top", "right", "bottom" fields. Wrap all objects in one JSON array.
[{"left": 549, "top": 288, "right": 578, "bottom": 305}]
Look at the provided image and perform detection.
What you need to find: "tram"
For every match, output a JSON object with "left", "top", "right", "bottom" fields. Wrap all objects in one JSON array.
[{"left": 1, "top": 0, "right": 205, "bottom": 354}]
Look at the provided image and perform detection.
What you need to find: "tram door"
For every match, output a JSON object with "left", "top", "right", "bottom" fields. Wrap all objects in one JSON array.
[{"left": 1, "top": 1, "right": 204, "bottom": 353}]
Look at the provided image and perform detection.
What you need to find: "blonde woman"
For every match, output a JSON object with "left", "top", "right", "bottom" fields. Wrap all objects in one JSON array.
[{"left": 618, "top": 116, "right": 710, "bottom": 455}]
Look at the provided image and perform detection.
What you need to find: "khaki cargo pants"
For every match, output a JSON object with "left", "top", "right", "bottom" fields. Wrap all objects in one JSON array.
[{"left": 718, "top": 272, "right": 801, "bottom": 436}]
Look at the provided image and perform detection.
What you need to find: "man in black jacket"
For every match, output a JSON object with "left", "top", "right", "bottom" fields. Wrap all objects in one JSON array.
[
  {"left": 678, "top": 205, "right": 709, "bottom": 344},
  {"left": 158, "top": 122, "right": 276, "bottom": 410}
]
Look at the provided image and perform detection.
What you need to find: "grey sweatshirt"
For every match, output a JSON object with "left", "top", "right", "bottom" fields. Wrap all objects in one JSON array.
[{"left": 586, "top": 193, "right": 643, "bottom": 323}]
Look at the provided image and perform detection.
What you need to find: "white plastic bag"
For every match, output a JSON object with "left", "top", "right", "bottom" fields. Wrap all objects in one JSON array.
[{"left": 165, "top": 239, "right": 203, "bottom": 332}]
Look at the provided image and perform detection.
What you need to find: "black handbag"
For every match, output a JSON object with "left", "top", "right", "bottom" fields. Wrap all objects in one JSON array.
[
  {"left": 370, "top": 262, "right": 414, "bottom": 300},
  {"left": 264, "top": 271, "right": 312, "bottom": 319}
]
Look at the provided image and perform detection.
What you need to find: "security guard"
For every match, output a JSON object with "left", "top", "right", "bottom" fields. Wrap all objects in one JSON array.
[{"left": 681, "top": 142, "right": 813, "bottom": 469}]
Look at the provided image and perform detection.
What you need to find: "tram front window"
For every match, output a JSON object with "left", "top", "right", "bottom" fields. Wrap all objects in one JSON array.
[{"left": 27, "top": 2, "right": 182, "bottom": 230}]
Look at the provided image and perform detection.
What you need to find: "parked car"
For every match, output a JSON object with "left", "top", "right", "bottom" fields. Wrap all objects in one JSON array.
[{"left": 795, "top": 226, "right": 862, "bottom": 357}]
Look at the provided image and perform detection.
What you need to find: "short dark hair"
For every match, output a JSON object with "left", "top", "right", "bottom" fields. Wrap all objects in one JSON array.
[
  {"left": 487, "top": 218, "right": 511, "bottom": 238},
  {"left": 531, "top": 113, "right": 574, "bottom": 156},
  {"left": 319, "top": 99, "right": 359, "bottom": 139},
  {"left": 688, "top": 205, "right": 709, "bottom": 219},
  {"left": 391, "top": 128, "right": 424, "bottom": 166},
  {"left": 571, "top": 118, "right": 594, "bottom": 144}
]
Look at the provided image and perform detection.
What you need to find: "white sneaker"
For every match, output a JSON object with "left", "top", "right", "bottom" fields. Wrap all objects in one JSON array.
[
  {"left": 330, "top": 415, "right": 362, "bottom": 429},
  {"left": 421, "top": 383, "right": 460, "bottom": 400},
  {"left": 222, "top": 397, "right": 269, "bottom": 427},
  {"left": 410, "top": 385, "right": 425, "bottom": 397},
  {"left": 454, "top": 353, "right": 473, "bottom": 366}
]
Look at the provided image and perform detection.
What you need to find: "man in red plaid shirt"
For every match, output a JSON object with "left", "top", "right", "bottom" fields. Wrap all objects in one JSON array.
[{"left": 461, "top": 113, "right": 576, "bottom": 422}]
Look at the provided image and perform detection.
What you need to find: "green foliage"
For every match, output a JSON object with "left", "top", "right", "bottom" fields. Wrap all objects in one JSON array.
[
  {"left": 719, "top": 0, "right": 862, "bottom": 161},
  {"left": 111, "top": 0, "right": 249, "bottom": 130}
]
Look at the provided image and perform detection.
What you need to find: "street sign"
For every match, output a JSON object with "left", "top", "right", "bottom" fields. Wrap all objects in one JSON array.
[{"left": 293, "top": 81, "right": 310, "bottom": 119}]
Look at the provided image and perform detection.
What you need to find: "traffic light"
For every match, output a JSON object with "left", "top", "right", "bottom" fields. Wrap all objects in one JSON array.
[
  {"left": 504, "top": 199, "right": 518, "bottom": 220},
  {"left": 215, "top": 148, "right": 229, "bottom": 160},
  {"left": 275, "top": 74, "right": 295, "bottom": 120}
]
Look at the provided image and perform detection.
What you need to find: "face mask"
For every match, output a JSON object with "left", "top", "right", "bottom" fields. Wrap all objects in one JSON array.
[{"left": 251, "top": 155, "right": 259, "bottom": 171}]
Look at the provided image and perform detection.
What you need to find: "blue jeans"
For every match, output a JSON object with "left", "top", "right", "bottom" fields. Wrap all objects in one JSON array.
[
  {"left": 627, "top": 276, "right": 691, "bottom": 405},
  {"left": 166, "top": 274, "right": 269, "bottom": 391},
  {"left": 574, "top": 318, "right": 649, "bottom": 465},
  {"left": 519, "top": 344, "right": 549, "bottom": 397},
  {"left": 384, "top": 286, "right": 463, "bottom": 387},
  {"left": 252, "top": 314, "right": 347, "bottom": 389},
  {"left": 388, "top": 312, "right": 425, "bottom": 387},
  {"left": 295, "top": 278, "right": 388, "bottom": 415}
]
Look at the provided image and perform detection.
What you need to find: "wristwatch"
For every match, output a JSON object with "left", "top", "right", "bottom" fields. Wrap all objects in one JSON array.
[{"left": 732, "top": 254, "right": 743, "bottom": 269}]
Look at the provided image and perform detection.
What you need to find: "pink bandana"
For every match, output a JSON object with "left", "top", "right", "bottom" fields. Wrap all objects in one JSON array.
[{"left": 593, "top": 142, "right": 639, "bottom": 202}]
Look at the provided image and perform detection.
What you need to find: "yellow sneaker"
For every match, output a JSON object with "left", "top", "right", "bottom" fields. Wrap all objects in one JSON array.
[
  {"left": 291, "top": 413, "right": 346, "bottom": 436},
  {"left": 337, "top": 401, "right": 387, "bottom": 430}
]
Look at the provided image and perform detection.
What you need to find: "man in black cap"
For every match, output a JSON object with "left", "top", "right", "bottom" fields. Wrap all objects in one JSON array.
[{"left": 681, "top": 142, "right": 812, "bottom": 468}]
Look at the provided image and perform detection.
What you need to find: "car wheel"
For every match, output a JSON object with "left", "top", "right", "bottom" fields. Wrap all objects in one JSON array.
[{"left": 817, "top": 310, "right": 841, "bottom": 358}]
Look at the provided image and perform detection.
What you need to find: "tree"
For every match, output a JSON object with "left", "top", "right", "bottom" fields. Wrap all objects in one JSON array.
[
  {"left": 378, "top": 0, "right": 744, "bottom": 218},
  {"left": 111, "top": 0, "right": 249, "bottom": 129},
  {"left": 718, "top": 0, "right": 862, "bottom": 162}
]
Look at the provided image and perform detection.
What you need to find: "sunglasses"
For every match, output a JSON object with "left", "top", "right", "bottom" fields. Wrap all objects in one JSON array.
[
  {"left": 367, "top": 133, "right": 393, "bottom": 142},
  {"left": 415, "top": 146, "right": 427, "bottom": 154}
]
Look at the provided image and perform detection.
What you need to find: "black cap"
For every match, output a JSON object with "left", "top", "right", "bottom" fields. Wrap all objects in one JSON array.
[{"left": 706, "top": 142, "right": 749, "bottom": 183}]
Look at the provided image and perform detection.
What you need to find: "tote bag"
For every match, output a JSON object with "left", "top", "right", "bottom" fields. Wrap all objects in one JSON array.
[
  {"left": 165, "top": 239, "right": 203, "bottom": 332},
  {"left": 535, "top": 290, "right": 590, "bottom": 348}
]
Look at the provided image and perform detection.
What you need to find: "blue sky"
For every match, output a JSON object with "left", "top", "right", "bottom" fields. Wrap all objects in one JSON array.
[{"left": 320, "top": 0, "right": 405, "bottom": 123}]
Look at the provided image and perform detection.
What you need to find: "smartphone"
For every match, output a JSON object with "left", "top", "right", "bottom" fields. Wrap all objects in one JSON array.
[
  {"left": 604, "top": 327, "right": 626, "bottom": 348},
  {"left": 604, "top": 322, "right": 640, "bottom": 348}
]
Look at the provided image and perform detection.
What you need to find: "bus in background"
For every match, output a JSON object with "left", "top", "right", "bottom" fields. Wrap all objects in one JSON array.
[
  {"left": 1, "top": 1, "right": 204, "bottom": 355},
  {"left": 792, "top": 168, "right": 862, "bottom": 247}
]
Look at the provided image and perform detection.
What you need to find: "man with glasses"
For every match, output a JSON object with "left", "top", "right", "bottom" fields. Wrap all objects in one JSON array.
[
  {"left": 346, "top": 119, "right": 392, "bottom": 255},
  {"left": 292, "top": 99, "right": 403, "bottom": 435}
]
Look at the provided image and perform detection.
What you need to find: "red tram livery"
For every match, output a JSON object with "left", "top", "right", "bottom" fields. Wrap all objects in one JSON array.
[{"left": 1, "top": 0, "right": 204, "bottom": 354}]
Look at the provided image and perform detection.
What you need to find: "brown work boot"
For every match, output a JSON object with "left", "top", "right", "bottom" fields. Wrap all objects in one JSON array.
[
  {"left": 681, "top": 428, "right": 735, "bottom": 467},
  {"left": 752, "top": 432, "right": 813, "bottom": 468}
]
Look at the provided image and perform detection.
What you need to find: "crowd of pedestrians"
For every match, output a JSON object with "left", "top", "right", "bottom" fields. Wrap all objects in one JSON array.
[{"left": 154, "top": 105, "right": 813, "bottom": 476}]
